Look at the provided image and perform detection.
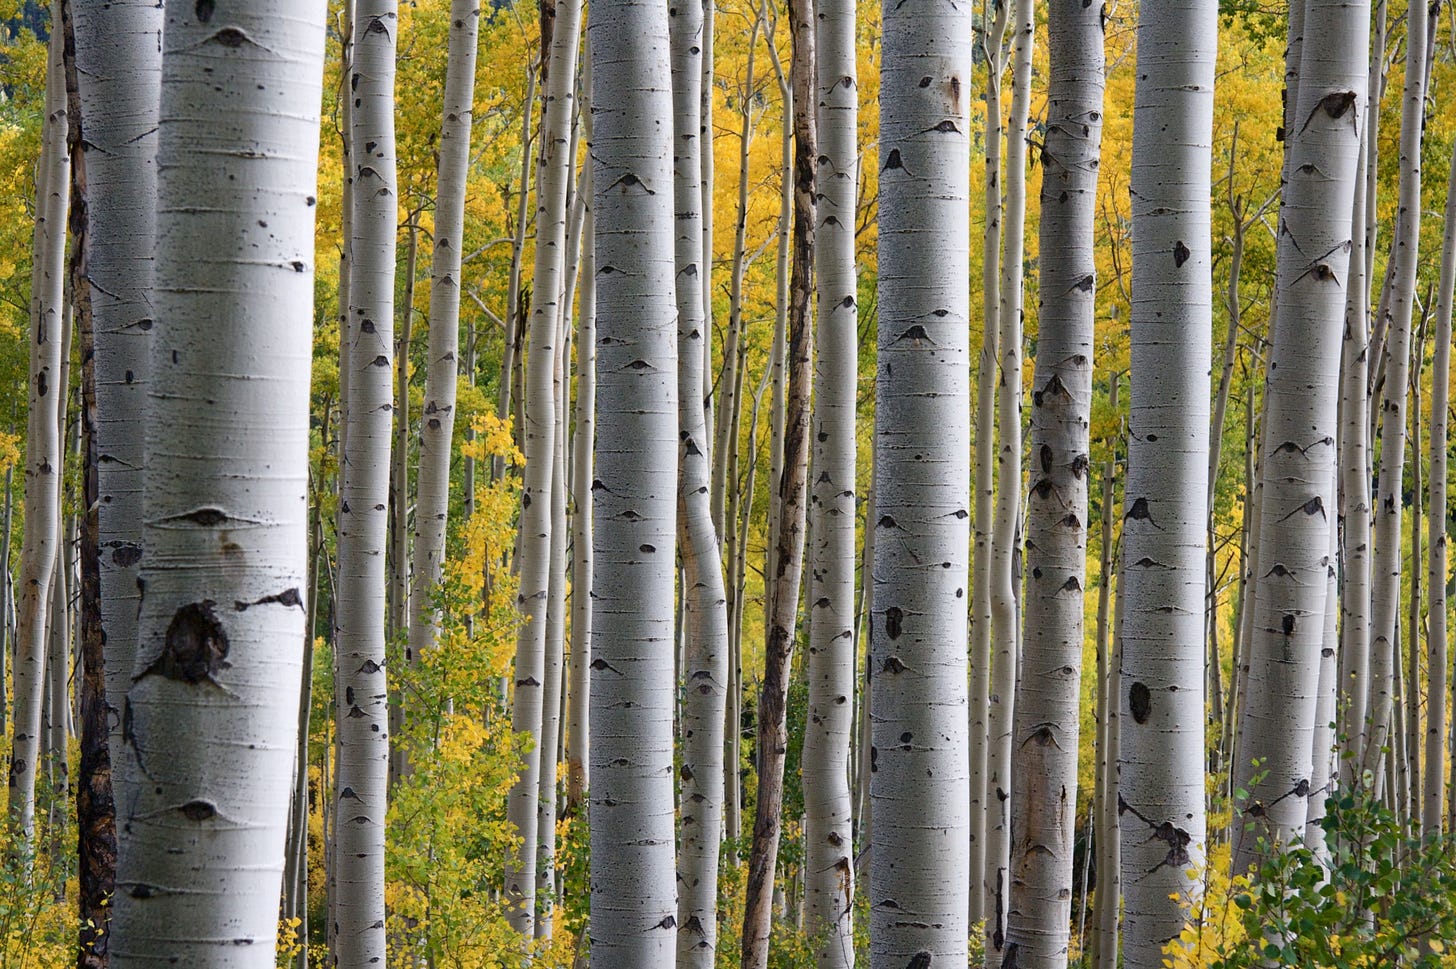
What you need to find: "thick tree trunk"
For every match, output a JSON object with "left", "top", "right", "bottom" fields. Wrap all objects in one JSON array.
[
  {"left": 870, "top": 0, "right": 973, "bottom": 964},
  {"left": 587, "top": 0, "right": 679, "bottom": 963},
  {"left": 1232, "top": 0, "right": 1368, "bottom": 871},
  {"left": 986, "top": 2, "right": 1032, "bottom": 962},
  {"left": 334, "top": 2, "right": 399, "bottom": 966},
  {"left": 1005, "top": 4, "right": 1104, "bottom": 965},
  {"left": 107, "top": 2, "right": 324, "bottom": 963},
  {"left": 9, "top": 10, "right": 68, "bottom": 845},
  {"left": 1118, "top": 2, "right": 1216, "bottom": 966},
  {"left": 741, "top": 4, "right": 814, "bottom": 963}
]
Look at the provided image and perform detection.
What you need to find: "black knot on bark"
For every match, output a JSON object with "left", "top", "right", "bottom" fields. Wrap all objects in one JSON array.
[{"left": 152, "top": 601, "right": 229, "bottom": 685}]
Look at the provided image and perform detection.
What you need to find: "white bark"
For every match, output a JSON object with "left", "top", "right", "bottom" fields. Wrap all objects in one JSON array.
[
  {"left": 802, "top": 0, "right": 857, "bottom": 963},
  {"left": 334, "top": 2, "right": 398, "bottom": 965},
  {"left": 1118, "top": 2, "right": 1216, "bottom": 965},
  {"left": 9, "top": 12, "right": 68, "bottom": 843},
  {"left": 70, "top": 0, "right": 162, "bottom": 833},
  {"left": 1005, "top": 3, "right": 1104, "bottom": 965},
  {"left": 870, "top": 0, "right": 972, "bottom": 964},
  {"left": 108, "top": 2, "right": 324, "bottom": 963},
  {"left": 587, "top": 1, "right": 679, "bottom": 964},
  {"left": 670, "top": 1, "right": 729, "bottom": 964}
]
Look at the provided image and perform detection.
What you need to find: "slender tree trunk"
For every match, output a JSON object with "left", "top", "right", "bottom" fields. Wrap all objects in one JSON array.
[
  {"left": 870, "top": 0, "right": 973, "bottom": 964},
  {"left": 334, "top": 2, "right": 399, "bottom": 965},
  {"left": 1005, "top": 4, "right": 1104, "bottom": 965},
  {"left": 1406, "top": 316, "right": 1426, "bottom": 826},
  {"left": 1367, "top": 0, "right": 1426, "bottom": 783},
  {"left": 387, "top": 222, "right": 417, "bottom": 787},
  {"left": 10, "top": 10, "right": 69, "bottom": 845},
  {"left": 986, "top": 2, "right": 1032, "bottom": 962},
  {"left": 1091, "top": 376, "right": 1121, "bottom": 969},
  {"left": 742, "top": 5, "right": 815, "bottom": 963},
  {"left": 495, "top": 63, "right": 537, "bottom": 484},
  {"left": 107, "top": 3, "right": 324, "bottom": 962},
  {"left": 801, "top": 0, "right": 857, "bottom": 963},
  {"left": 970, "top": 0, "right": 1008, "bottom": 926},
  {"left": 1425, "top": 137, "right": 1455, "bottom": 843},
  {"left": 670, "top": 2, "right": 730, "bottom": 964},
  {"left": 506, "top": 0, "right": 582, "bottom": 934},
  {"left": 587, "top": 0, "right": 678, "bottom": 963},
  {"left": 1305, "top": 465, "right": 1340, "bottom": 859},
  {"left": 1118, "top": 2, "right": 1216, "bottom": 965}
]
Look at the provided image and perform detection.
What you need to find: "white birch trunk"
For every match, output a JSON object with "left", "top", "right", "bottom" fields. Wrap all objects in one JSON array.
[
  {"left": 9, "top": 12, "right": 68, "bottom": 843},
  {"left": 334, "top": 2, "right": 398, "bottom": 965},
  {"left": 1232, "top": 0, "right": 1368, "bottom": 870},
  {"left": 587, "top": 1, "right": 679, "bottom": 963},
  {"left": 1005, "top": 3, "right": 1104, "bottom": 964},
  {"left": 108, "top": 2, "right": 324, "bottom": 963},
  {"left": 1118, "top": 2, "right": 1216, "bottom": 965},
  {"left": 870, "top": 0, "right": 972, "bottom": 963}
]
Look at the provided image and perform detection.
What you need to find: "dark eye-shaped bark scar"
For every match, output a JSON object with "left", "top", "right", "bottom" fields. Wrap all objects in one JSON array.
[{"left": 136, "top": 600, "right": 236, "bottom": 697}]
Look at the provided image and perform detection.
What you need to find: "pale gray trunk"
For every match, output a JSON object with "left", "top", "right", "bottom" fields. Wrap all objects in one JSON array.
[
  {"left": 108, "top": 2, "right": 324, "bottom": 962},
  {"left": 334, "top": 2, "right": 398, "bottom": 965},
  {"left": 1005, "top": 3, "right": 1104, "bottom": 965},
  {"left": 9, "top": 13, "right": 68, "bottom": 843},
  {"left": 870, "top": 0, "right": 973, "bottom": 964},
  {"left": 1118, "top": 2, "right": 1216, "bottom": 965},
  {"left": 1091, "top": 376, "right": 1121, "bottom": 969},
  {"left": 537, "top": 330, "right": 569, "bottom": 939},
  {"left": 987, "top": 2, "right": 1032, "bottom": 961},
  {"left": 1306, "top": 467, "right": 1340, "bottom": 858},
  {"left": 587, "top": 0, "right": 679, "bottom": 962},
  {"left": 801, "top": 0, "right": 857, "bottom": 963}
]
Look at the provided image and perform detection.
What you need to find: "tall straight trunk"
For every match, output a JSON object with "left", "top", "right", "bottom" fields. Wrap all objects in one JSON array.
[
  {"left": 107, "top": 2, "right": 324, "bottom": 962},
  {"left": 1306, "top": 466, "right": 1340, "bottom": 857},
  {"left": 10, "top": 11, "right": 68, "bottom": 844},
  {"left": 700, "top": 0, "right": 717, "bottom": 469},
  {"left": 334, "top": 2, "right": 398, "bottom": 966},
  {"left": 1367, "top": 0, "right": 1426, "bottom": 781},
  {"left": 506, "top": 0, "right": 582, "bottom": 933},
  {"left": 870, "top": 0, "right": 973, "bottom": 964},
  {"left": 1232, "top": 0, "right": 1367, "bottom": 870},
  {"left": 565, "top": 51, "right": 594, "bottom": 816},
  {"left": 1118, "top": 1, "right": 1216, "bottom": 965},
  {"left": 587, "top": 0, "right": 678, "bottom": 963},
  {"left": 741, "top": 5, "right": 814, "bottom": 964},
  {"left": 494, "top": 61, "right": 537, "bottom": 485},
  {"left": 408, "top": 0, "right": 479, "bottom": 706},
  {"left": 388, "top": 224, "right": 417, "bottom": 787},
  {"left": 1090, "top": 376, "right": 1121, "bottom": 969},
  {"left": 1406, "top": 317, "right": 1426, "bottom": 826},
  {"left": 801, "top": 0, "right": 857, "bottom": 963},
  {"left": 1005, "top": 4, "right": 1104, "bottom": 966},
  {"left": 1425, "top": 137, "right": 1456, "bottom": 842},
  {"left": 1339, "top": 135, "right": 1374, "bottom": 786},
  {"left": 987, "top": 2, "right": 1032, "bottom": 962},
  {"left": 970, "top": 0, "right": 1008, "bottom": 926},
  {"left": 670, "top": 2, "right": 730, "bottom": 964}
]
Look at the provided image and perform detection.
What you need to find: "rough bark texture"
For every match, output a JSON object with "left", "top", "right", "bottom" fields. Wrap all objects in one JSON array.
[
  {"left": 587, "top": 1, "right": 679, "bottom": 964},
  {"left": 334, "top": 3, "right": 398, "bottom": 966},
  {"left": 801, "top": 0, "right": 858, "bottom": 963},
  {"left": 1005, "top": 3, "right": 1104, "bottom": 965},
  {"left": 1232, "top": 0, "right": 1368, "bottom": 871},
  {"left": 107, "top": 2, "right": 324, "bottom": 963},
  {"left": 1118, "top": 2, "right": 1216, "bottom": 965},
  {"left": 870, "top": 0, "right": 973, "bottom": 964}
]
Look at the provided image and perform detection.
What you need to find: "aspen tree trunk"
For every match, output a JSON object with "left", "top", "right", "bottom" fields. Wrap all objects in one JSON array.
[
  {"left": 1367, "top": 0, "right": 1426, "bottom": 781},
  {"left": 587, "top": 1, "right": 679, "bottom": 963},
  {"left": 870, "top": 0, "right": 972, "bottom": 963},
  {"left": 10, "top": 13, "right": 68, "bottom": 844},
  {"left": 987, "top": 2, "right": 1032, "bottom": 961},
  {"left": 742, "top": 4, "right": 815, "bottom": 962},
  {"left": 1005, "top": 4, "right": 1103, "bottom": 965},
  {"left": 801, "top": 0, "right": 857, "bottom": 963},
  {"left": 970, "top": 0, "right": 1009, "bottom": 925},
  {"left": 565, "top": 52, "right": 595, "bottom": 816},
  {"left": 1306, "top": 466, "right": 1340, "bottom": 856},
  {"left": 107, "top": 2, "right": 324, "bottom": 963},
  {"left": 407, "top": 0, "right": 479, "bottom": 708},
  {"left": 334, "top": 2, "right": 398, "bottom": 965},
  {"left": 1118, "top": 1, "right": 1216, "bottom": 965},
  {"left": 670, "top": 1, "right": 730, "bottom": 963},
  {"left": 1338, "top": 136, "right": 1374, "bottom": 785},
  {"left": 506, "top": 0, "right": 582, "bottom": 933},
  {"left": 1406, "top": 320, "right": 1425, "bottom": 824},
  {"left": 700, "top": 0, "right": 716, "bottom": 463},
  {"left": 1232, "top": 0, "right": 1368, "bottom": 870},
  {"left": 1091, "top": 377, "right": 1121, "bottom": 969},
  {"left": 1424, "top": 137, "right": 1456, "bottom": 843},
  {"left": 70, "top": 3, "right": 162, "bottom": 945},
  {"left": 537, "top": 332, "right": 569, "bottom": 940},
  {"left": 494, "top": 61, "right": 536, "bottom": 486}
]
